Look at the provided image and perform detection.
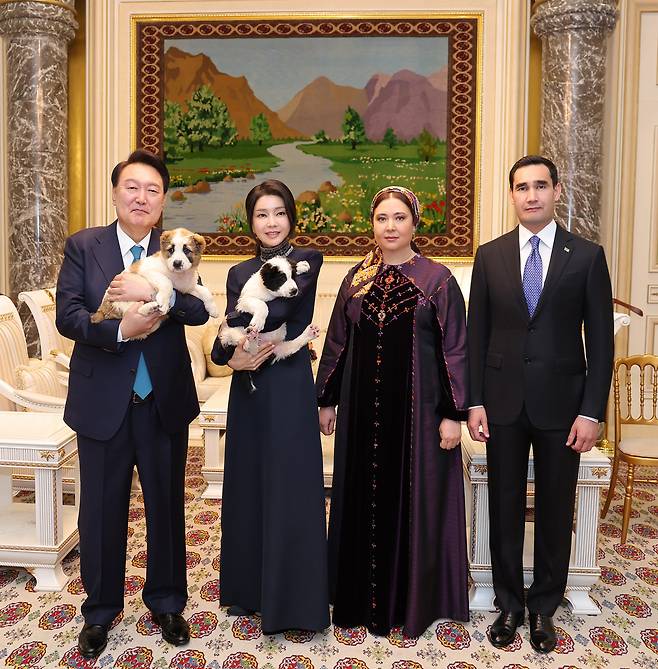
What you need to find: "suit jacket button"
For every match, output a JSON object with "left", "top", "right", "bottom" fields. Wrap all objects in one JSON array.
[
  {"left": 524, "top": 357, "right": 531, "bottom": 364},
  {"left": 528, "top": 326, "right": 535, "bottom": 332}
]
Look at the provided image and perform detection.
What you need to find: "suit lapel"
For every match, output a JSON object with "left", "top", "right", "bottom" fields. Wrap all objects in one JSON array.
[
  {"left": 532, "top": 224, "right": 574, "bottom": 320},
  {"left": 91, "top": 221, "right": 125, "bottom": 286},
  {"left": 147, "top": 228, "right": 161, "bottom": 257},
  {"left": 499, "top": 228, "right": 529, "bottom": 318}
]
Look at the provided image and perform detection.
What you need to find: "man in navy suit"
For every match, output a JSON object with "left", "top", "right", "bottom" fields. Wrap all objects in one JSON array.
[
  {"left": 56, "top": 150, "right": 209, "bottom": 659},
  {"left": 467, "top": 156, "right": 613, "bottom": 653}
]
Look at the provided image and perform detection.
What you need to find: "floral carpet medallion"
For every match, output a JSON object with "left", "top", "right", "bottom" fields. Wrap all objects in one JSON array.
[{"left": 2, "top": 447, "right": 658, "bottom": 668}]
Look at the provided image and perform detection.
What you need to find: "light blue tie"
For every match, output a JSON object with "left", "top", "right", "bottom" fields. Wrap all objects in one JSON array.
[
  {"left": 130, "top": 245, "right": 153, "bottom": 398},
  {"left": 522, "top": 235, "right": 542, "bottom": 317}
]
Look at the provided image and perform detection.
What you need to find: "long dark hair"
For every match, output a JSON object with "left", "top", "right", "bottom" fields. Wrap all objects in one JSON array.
[{"left": 245, "top": 180, "right": 297, "bottom": 237}]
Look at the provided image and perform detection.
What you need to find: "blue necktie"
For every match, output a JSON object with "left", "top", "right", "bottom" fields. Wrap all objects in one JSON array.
[
  {"left": 522, "top": 235, "right": 542, "bottom": 317},
  {"left": 130, "top": 245, "right": 153, "bottom": 398}
]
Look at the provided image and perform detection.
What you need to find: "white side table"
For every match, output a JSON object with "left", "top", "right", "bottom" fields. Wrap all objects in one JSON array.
[
  {"left": 0, "top": 412, "right": 79, "bottom": 591},
  {"left": 462, "top": 428, "right": 611, "bottom": 615},
  {"left": 198, "top": 388, "right": 228, "bottom": 499}
]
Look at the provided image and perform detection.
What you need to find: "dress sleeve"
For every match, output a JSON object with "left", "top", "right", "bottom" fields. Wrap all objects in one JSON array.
[
  {"left": 431, "top": 273, "right": 469, "bottom": 421},
  {"left": 210, "top": 265, "right": 241, "bottom": 366},
  {"left": 316, "top": 272, "right": 352, "bottom": 408}
]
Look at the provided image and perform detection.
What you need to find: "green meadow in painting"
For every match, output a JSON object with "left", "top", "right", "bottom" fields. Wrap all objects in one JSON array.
[{"left": 162, "top": 36, "right": 450, "bottom": 235}]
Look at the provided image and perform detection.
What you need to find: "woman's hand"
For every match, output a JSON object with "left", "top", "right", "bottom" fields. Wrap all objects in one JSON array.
[
  {"left": 108, "top": 272, "right": 154, "bottom": 302},
  {"left": 439, "top": 418, "right": 462, "bottom": 450},
  {"left": 227, "top": 337, "right": 275, "bottom": 371},
  {"left": 319, "top": 406, "right": 336, "bottom": 436}
]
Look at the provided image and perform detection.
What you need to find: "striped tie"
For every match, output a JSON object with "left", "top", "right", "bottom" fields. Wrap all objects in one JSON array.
[{"left": 130, "top": 245, "right": 152, "bottom": 398}]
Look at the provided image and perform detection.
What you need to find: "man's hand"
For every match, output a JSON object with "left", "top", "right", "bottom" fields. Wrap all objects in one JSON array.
[
  {"left": 467, "top": 406, "right": 490, "bottom": 442},
  {"left": 108, "top": 272, "right": 154, "bottom": 302},
  {"left": 566, "top": 416, "right": 600, "bottom": 453},
  {"left": 439, "top": 418, "right": 461, "bottom": 450},
  {"left": 119, "top": 302, "right": 162, "bottom": 339},
  {"left": 319, "top": 407, "right": 336, "bottom": 436},
  {"left": 227, "top": 337, "right": 275, "bottom": 371}
]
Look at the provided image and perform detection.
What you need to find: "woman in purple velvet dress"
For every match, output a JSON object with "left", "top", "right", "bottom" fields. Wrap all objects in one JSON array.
[{"left": 317, "top": 186, "right": 469, "bottom": 637}]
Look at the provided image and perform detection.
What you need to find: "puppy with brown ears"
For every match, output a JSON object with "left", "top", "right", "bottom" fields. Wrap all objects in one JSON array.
[{"left": 91, "top": 227, "right": 219, "bottom": 339}]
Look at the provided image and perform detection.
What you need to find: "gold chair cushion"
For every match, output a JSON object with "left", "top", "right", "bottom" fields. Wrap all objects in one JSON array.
[
  {"left": 618, "top": 437, "right": 658, "bottom": 458},
  {"left": 202, "top": 321, "right": 232, "bottom": 378}
]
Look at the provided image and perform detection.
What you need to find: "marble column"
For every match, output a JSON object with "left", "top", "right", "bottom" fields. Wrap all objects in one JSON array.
[
  {"left": 531, "top": 0, "right": 617, "bottom": 242},
  {"left": 0, "top": 0, "right": 77, "bottom": 353}
]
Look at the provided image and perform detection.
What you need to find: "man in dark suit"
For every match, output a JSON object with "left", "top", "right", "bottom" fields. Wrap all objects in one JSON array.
[
  {"left": 56, "top": 150, "right": 209, "bottom": 659},
  {"left": 467, "top": 155, "right": 613, "bottom": 653}
]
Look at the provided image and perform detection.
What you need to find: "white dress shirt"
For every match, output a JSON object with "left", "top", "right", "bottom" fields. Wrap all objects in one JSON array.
[
  {"left": 519, "top": 219, "right": 555, "bottom": 286},
  {"left": 115, "top": 226, "right": 152, "bottom": 342}
]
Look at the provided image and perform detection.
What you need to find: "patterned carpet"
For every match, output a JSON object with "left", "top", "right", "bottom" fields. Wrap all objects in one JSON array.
[{"left": 2, "top": 442, "right": 658, "bottom": 669}]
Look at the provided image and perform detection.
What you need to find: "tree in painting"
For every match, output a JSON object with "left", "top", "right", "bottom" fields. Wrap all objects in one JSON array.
[
  {"left": 249, "top": 113, "right": 272, "bottom": 146},
  {"left": 341, "top": 106, "right": 366, "bottom": 150}
]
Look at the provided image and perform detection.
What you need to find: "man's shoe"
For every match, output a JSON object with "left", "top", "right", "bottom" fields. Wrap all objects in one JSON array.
[
  {"left": 488, "top": 610, "right": 524, "bottom": 648},
  {"left": 152, "top": 612, "right": 190, "bottom": 646},
  {"left": 529, "top": 612, "right": 557, "bottom": 653},
  {"left": 77, "top": 623, "right": 108, "bottom": 659}
]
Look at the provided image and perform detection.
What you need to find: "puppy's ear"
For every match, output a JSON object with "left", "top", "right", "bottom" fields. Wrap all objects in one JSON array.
[
  {"left": 260, "top": 262, "right": 287, "bottom": 291},
  {"left": 193, "top": 233, "right": 207, "bottom": 254},
  {"left": 160, "top": 230, "right": 173, "bottom": 247}
]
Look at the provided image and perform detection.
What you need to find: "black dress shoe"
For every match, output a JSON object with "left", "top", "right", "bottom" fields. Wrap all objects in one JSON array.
[
  {"left": 488, "top": 610, "right": 524, "bottom": 648},
  {"left": 77, "top": 623, "right": 108, "bottom": 659},
  {"left": 152, "top": 612, "right": 190, "bottom": 646},
  {"left": 529, "top": 612, "right": 557, "bottom": 653}
]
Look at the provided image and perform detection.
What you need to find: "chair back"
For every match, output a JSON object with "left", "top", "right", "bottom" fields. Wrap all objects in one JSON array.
[
  {"left": 613, "top": 355, "right": 658, "bottom": 440},
  {"left": 0, "top": 296, "right": 30, "bottom": 411},
  {"left": 18, "top": 287, "right": 73, "bottom": 360}
]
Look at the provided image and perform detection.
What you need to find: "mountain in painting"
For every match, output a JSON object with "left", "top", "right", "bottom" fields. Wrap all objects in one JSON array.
[
  {"left": 164, "top": 46, "right": 301, "bottom": 138},
  {"left": 277, "top": 76, "right": 368, "bottom": 139},
  {"left": 363, "top": 69, "right": 447, "bottom": 141},
  {"left": 365, "top": 72, "right": 391, "bottom": 104},
  {"left": 428, "top": 66, "right": 448, "bottom": 91}
]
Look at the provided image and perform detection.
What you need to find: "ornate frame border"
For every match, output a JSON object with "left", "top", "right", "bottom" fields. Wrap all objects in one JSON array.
[{"left": 132, "top": 13, "right": 482, "bottom": 258}]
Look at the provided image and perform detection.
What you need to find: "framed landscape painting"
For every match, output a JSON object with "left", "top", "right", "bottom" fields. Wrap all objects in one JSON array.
[{"left": 133, "top": 14, "right": 481, "bottom": 257}]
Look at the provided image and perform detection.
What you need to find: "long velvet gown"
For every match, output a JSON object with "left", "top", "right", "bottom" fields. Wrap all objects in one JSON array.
[
  {"left": 211, "top": 247, "right": 329, "bottom": 634},
  {"left": 316, "top": 253, "right": 469, "bottom": 637}
]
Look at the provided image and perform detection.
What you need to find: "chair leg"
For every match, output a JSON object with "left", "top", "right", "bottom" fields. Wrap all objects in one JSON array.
[
  {"left": 601, "top": 449, "right": 620, "bottom": 518},
  {"left": 621, "top": 463, "right": 635, "bottom": 544}
]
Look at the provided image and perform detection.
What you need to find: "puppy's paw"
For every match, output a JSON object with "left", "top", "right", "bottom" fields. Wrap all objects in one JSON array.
[
  {"left": 138, "top": 301, "right": 160, "bottom": 316},
  {"left": 247, "top": 315, "right": 266, "bottom": 333},
  {"left": 156, "top": 293, "right": 170, "bottom": 314},
  {"left": 303, "top": 324, "right": 320, "bottom": 341},
  {"left": 296, "top": 260, "right": 310, "bottom": 274},
  {"left": 206, "top": 301, "right": 220, "bottom": 318}
]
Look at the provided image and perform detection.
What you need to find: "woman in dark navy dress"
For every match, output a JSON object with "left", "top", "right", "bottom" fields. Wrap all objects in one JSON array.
[{"left": 212, "top": 180, "right": 329, "bottom": 634}]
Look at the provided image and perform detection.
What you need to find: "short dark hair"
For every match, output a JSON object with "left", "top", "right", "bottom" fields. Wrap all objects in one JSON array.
[
  {"left": 509, "top": 155, "right": 559, "bottom": 189},
  {"left": 245, "top": 179, "right": 297, "bottom": 237},
  {"left": 111, "top": 149, "right": 170, "bottom": 193}
]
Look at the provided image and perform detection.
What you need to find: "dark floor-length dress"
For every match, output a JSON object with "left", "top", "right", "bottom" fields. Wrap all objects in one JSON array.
[
  {"left": 316, "top": 253, "right": 469, "bottom": 637},
  {"left": 212, "top": 247, "right": 329, "bottom": 633}
]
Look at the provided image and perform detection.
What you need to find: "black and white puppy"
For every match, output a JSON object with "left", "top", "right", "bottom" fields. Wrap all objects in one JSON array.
[
  {"left": 91, "top": 227, "right": 219, "bottom": 340},
  {"left": 219, "top": 256, "right": 319, "bottom": 362}
]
